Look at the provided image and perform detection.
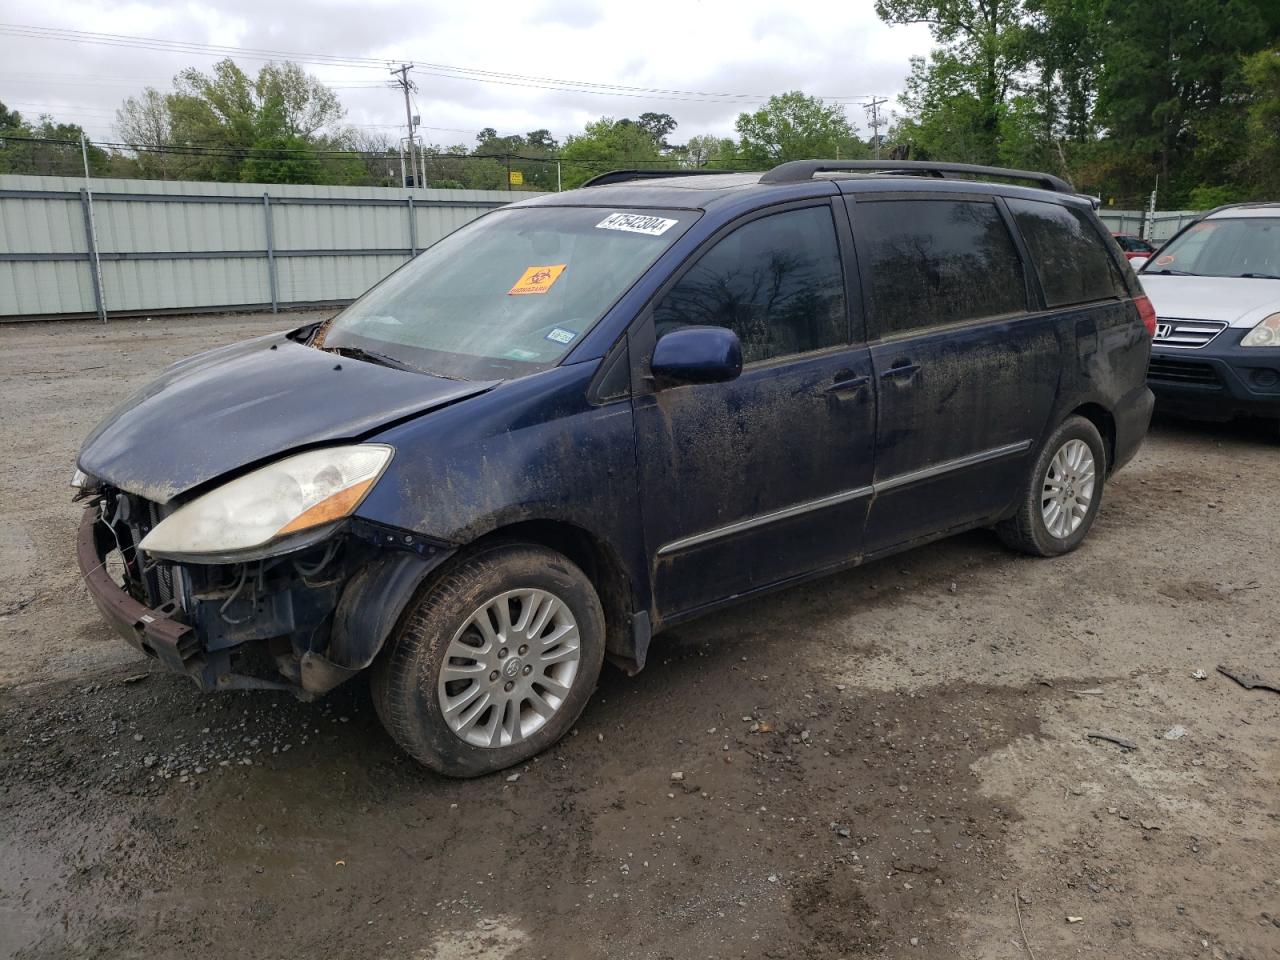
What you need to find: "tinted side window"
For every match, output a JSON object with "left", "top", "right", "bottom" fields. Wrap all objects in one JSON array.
[
  {"left": 1008, "top": 198, "right": 1127, "bottom": 307},
  {"left": 855, "top": 199, "right": 1026, "bottom": 337},
  {"left": 654, "top": 206, "right": 846, "bottom": 364}
]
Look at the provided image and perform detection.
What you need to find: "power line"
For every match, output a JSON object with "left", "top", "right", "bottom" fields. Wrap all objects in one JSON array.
[
  {"left": 3, "top": 100, "right": 121, "bottom": 115},
  {"left": 3, "top": 100, "right": 542, "bottom": 141},
  {"left": 0, "top": 22, "right": 879, "bottom": 104},
  {"left": 2, "top": 133, "right": 757, "bottom": 167}
]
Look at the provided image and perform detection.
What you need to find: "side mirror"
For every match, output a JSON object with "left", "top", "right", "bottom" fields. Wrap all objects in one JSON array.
[
  {"left": 651, "top": 326, "right": 743, "bottom": 387},
  {"left": 1130, "top": 256, "right": 1149, "bottom": 270}
]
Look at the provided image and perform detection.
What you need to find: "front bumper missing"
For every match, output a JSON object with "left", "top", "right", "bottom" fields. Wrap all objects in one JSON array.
[
  {"left": 76, "top": 507, "right": 291, "bottom": 692},
  {"left": 77, "top": 505, "right": 452, "bottom": 696}
]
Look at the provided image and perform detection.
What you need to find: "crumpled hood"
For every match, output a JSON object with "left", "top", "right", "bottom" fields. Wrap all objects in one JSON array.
[
  {"left": 78, "top": 332, "right": 494, "bottom": 504},
  {"left": 1138, "top": 274, "right": 1280, "bottom": 328}
]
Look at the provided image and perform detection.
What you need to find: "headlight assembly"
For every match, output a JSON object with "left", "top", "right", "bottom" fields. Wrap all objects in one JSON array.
[
  {"left": 139, "top": 445, "right": 392, "bottom": 562},
  {"left": 1241, "top": 313, "right": 1280, "bottom": 347}
]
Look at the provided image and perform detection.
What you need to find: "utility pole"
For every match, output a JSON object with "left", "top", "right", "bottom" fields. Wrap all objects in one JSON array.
[
  {"left": 1145, "top": 175, "right": 1159, "bottom": 241},
  {"left": 390, "top": 64, "right": 418, "bottom": 188},
  {"left": 865, "top": 97, "right": 887, "bottom": 159},
  {"left": 80, "top": 131, "right": 106, "bottom": 323}
]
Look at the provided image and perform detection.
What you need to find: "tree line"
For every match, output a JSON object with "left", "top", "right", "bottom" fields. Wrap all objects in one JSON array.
[
  {"left": 1, "top": 3, "right": 1277, "bottom": 207},
  {"left": 0, "top": 63, "right": 869, "bottom": 192},
  {"left": 880, "top": 0, "right": 1280, "bottom": 207}
]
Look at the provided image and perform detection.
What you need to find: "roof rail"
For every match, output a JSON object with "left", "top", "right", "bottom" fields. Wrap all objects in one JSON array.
[
  {"left": 580, "top": 169, "right": 730, "bottom": 188},
  {"left": 1199, "top": 200, "right": 1279, "bottom": 219},
  {"left": 759, "top": 159, "right": 1075, "bottom": 195}
]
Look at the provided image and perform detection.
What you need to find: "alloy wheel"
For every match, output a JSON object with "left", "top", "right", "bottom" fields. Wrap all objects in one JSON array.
[
  {"left": 1041, "top": 438, "right": 1096, "bottom": 539},
  {"left": 437, "top": 588, "right": 581, "bottom": 748}
]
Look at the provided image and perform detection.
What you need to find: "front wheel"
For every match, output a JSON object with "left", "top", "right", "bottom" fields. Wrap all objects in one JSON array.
[
  {"left": 371, "top": 543, "right": 606, "bottom": 777},
  {"left": 997, "top": 416, "right": 1107, "bottom": 557}
]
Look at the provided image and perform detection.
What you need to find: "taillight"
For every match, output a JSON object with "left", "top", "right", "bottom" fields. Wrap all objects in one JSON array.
[{"left": 1134, "top": 295, "right": 1157, "bottom": 337}]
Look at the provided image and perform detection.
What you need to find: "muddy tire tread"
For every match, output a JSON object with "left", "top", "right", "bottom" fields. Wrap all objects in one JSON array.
[
  {"left": 996, "top": 415, "right": 1107, "bottom": 558},
  {"left": 370, "top": 541, "right": 604, "bottom": 778}
]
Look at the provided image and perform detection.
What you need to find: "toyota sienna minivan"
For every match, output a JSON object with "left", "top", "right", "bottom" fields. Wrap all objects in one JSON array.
[{"left": 74, "top": 160, "right": 1155, "bottom": 777}]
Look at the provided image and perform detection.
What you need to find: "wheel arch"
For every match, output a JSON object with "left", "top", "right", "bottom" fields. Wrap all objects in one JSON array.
[
  {"left": 1068, "top": 402, "right": 1116, "bottom": 474},
  {"left": 463, "top": 519, "right": 646, "bottom": 674}
]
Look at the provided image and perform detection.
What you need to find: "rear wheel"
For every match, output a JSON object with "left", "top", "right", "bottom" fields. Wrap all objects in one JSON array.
[
  {"left": 371, "top": 543, "right": 606, "bottom": 777},
  {"left": 997, "top": 415, "right": 1106, "bottom": 557}
]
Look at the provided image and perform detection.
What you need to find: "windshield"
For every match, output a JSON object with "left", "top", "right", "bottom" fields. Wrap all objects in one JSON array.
[
  {"left": 1144, "top": 217, "right": 1280, "bottom": 278},
  {"left": 322, "top": 206, "right": 695, "bottom": 380}
]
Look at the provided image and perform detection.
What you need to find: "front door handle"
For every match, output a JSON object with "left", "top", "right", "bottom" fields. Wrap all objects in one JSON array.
[{"left": 880, "top": 361, "right": 921, "bottom": 383}]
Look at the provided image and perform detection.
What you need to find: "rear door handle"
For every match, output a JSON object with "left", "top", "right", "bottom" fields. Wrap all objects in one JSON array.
[
  {"left": 825, "top": 373, "right": 870, "bottom": 396},
  {"left": 880, "top": 362, "right": 920, "bottom": 382}
]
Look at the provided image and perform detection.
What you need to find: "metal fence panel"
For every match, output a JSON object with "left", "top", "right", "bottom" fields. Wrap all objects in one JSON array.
[
  {"left": 1098, "top": 209, "right": 1202, "bottom": 243},
  {"left": 0, "top": 174, "right": 536, "bottom": 320},
  {"left": 277, "top": 254, "right": 405, "bottom": 305}
]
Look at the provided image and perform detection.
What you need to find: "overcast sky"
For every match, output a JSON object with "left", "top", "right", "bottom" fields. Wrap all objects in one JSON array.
[{"left": 0, "top": 1, "right": 934, "bottom": 148}]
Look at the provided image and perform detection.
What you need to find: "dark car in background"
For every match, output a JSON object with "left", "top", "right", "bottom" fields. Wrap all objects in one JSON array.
[
  {"left": 1112, "top": 232, "right": 1157, "bottom": 261},
  {"left": 74, "top": 160, "right": 1155, "bottom": 777},
  {"left": 1139, "top": 203, "right": 1280, "bottom": 428}
]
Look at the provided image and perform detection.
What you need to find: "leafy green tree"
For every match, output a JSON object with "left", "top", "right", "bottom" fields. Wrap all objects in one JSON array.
[
  {"left": 471, "top": 127, "right": 561, "bottom": 190},
  {"left": 559, "top": 117, "right": 664, "bottom": 188},
  {"left": 876, "top": 0, "right": 1029, "bottom": 162},
  {"left": 115, "top": 88, "right": 175, "bottom": 178},
  {"left": 1240, "top": 46, "right": 1280, "bottom": 198},
  {"left": 1096, "top": 0, "right": 1269, "bottom": 205},
  {"left": 115, "top": 59, "right": 348, "bottom": 182},
  {"left": 681, "top": 133, "right": 741, "bottom": 168},
  {"left": 239, "top": 133, "right": 324, "bottom": 184},
  {"left": 0, "top": 99, "right": 22, "bottom": 131},
  {"left": 1023, "top": 0, "right": 1104, "bottom": 145},
  {"left": 636, "top": 111, "right": 678, "bottom": 148},
  {"left": 424, "top": 143, "right": 496, "bottom": 189},
  {"left": 524, "top": 128, "right": 559, "bottom": 152},
  {"left": 0, "top": 106, "right": 109, "bottom": 176},
  {"left": 734, "top": 91, "right": 863, "bottom": 166},
  {"left": 891, "top": 53, "right": 995, "bottom": 162}
]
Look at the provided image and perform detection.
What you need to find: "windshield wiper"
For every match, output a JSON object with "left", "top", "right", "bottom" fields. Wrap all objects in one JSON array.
[
  {"left": 323, "top": 344, "right": 467, "bottom": 381},
  {"left": 324, "top": 344, "right": 416, "bottom": 372},
  {"left": 1143, "top": 268, "right": 1194, "bottom": 276},
  {"left": 1238, "top": 272, "right": 1280, "bottom": 279}
]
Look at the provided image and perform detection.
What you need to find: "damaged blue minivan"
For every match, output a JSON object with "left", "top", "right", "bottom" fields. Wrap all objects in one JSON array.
[{"left": 75, "top": 161, "right": 1155, "bottom": 776}]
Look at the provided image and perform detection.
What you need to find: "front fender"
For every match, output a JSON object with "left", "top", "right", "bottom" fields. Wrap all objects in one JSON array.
[{"left": 298, "top": 548, "right": 454, "bottom": 694}]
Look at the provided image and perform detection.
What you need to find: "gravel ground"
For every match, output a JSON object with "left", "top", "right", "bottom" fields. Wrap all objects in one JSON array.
[{"left": 1, "top": 313, "right": 1277, "bottom": 960}]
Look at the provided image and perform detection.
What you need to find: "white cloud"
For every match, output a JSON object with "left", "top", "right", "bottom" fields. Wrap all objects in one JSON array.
[{"left": 0, "top": 0, "right": 934, "bottom": 146}]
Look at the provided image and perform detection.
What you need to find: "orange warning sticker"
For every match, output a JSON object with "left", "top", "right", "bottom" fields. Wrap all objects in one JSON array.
[{"left": 508, "top": 264, "right": 567, "bottom": 296}]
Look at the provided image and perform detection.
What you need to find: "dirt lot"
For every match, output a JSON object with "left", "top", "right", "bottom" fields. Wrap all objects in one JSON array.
[{"left": 1, "top": 313, "right": 1277, "bottom": 960}]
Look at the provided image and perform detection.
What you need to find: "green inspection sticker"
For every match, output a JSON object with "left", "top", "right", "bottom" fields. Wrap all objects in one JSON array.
[{"left": 503, "top": 347, "right": 541, "bottom": 361}]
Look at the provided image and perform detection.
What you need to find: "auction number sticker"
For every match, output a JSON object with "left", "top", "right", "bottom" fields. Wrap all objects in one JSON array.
[
  {"left": 509, "top": 264, "right": 567, "bottom": 296},
  {"left": 596, "top": 212, "right": 679, "bottom": 236}
]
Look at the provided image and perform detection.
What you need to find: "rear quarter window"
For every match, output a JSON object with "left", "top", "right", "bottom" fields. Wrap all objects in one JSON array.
[{"left": 1008, "top": 199, "right": 1127, "bottom": 307}]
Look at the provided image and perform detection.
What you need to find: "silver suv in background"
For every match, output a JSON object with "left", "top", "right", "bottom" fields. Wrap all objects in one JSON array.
[{"left": 1138, "top": 203, "right": 1280, "bottom": 428}]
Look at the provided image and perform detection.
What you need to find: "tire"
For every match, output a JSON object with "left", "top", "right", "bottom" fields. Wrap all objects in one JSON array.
[
  {"left": 370, "top": 542, "right": 606, "bottom": 778},
  {"left": 997, "top": 415, "right": 1107, "bottom": 557}
]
